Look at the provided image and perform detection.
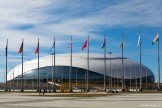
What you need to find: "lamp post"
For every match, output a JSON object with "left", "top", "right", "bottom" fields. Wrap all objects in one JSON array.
[
  {"left": 113, "top": 66, "right": 115, "bottom": 89},
  {"left": 116, "top": 64, "right": 119, "bottom": 89},
  {"left": 111, "top": 65, "right": 117, "bottom": 89},
  {"left": 108, "top": 52, "right": 112, "bottom": 90}
]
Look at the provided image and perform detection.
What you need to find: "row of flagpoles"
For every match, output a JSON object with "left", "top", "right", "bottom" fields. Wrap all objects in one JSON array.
[{"left": 4, "top": 30, "right": 160, "bottom": 92}]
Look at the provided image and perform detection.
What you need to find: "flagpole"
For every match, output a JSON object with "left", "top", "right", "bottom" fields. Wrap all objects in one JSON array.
[
  {"left": 10, "top": 69, "right": 11, "bottom": 91},
  {"left": 52, "top": 45, "right": 53, "bottom": 91},
  {"left": 47, "top": 74, "right": 48, "bottom": 90},
  {"left": 53, "top": 37, "right": 56, "bottom": 92},
  {"left": 87, "top": 35, "right": 89, "bottom": 92},
  {"left": 13, "top": 68, "right": 14, "bottom": 92},
  {"left": 76, "top": 67, "right": 77, "bottom": 87},
  {"left": 32, "top": 66, "right": 33, "bottom": 90},
  {"left": 69, "top": 36, "right": 72, "bottom": 92},
  {"left": 17, "top": 67, "right": 19, "bottom": 90},
  {"left": 37, "top": 38, "right": 40, "bottom": 91},
  {"left": 5, "top": 39, "right": 8, "bottom": 91},
  {"left": 21, "top": 39, "right": 24, "bottom": 92},
  {"left": 130, "top": 65, "right": 131, "bottom": 89},
  {"left": 158, "top": 29, "right": 160, "bottom": 90},
  {"left": 61, "top": 66, "right": 63, "bottom": 90},
  {"left": 122, "top": 33, "right": 124, "bottom": 90},
  {"left": 54, "top": 37, "right": 56, "bottom": 92},
  {"left": 146, "top": 67, "right": 147, "bottom": 89},
  {"left": 117, "top": 65, "right": 119, "bottom": 88},
  {"left": 139, "top": 32, "right": 142, "bottom": 90},
  {"left": 108, "top": 52, "right": 112, "bottom": 90},
  {"left": 104, "top": 35, "right": 106, "bottom": 91},
  {"left": 135, "top": 66, "right": 137, "bottom": 92}
]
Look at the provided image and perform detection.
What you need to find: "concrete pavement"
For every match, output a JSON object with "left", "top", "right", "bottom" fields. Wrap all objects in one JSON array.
[{"left": 0, "top": 92, "right": 161, "bottom": 108}]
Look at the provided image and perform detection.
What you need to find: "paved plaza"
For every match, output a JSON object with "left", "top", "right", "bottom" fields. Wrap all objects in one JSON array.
[{"left": 0, "top": 92, "right": 162, "bottom": 108}]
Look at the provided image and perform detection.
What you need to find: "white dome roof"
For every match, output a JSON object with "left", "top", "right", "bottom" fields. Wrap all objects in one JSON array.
[{"left": 7, "top": 53, "right": 154, "bottom": 81}]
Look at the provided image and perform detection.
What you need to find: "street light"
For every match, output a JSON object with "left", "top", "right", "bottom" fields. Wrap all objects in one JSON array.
[
  {"left": 108, "top": 52, "right": 112, "bottom": 90},
  {"left": 112, "top": 65, "right": 117, "bottom": 89}
]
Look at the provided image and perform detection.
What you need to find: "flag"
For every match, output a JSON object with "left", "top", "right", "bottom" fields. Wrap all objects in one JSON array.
[
  {"left": 49, "top": 41, "right": 55, "bottom": 52},
  {"left": 68, "top": 42, "right": 72, "bottom": 52},
  {"left": 137, "top": 34, "right": 140, "bottom": 47},
  {"left": 120, "top": 42, "right": 123, "bottom": 48},
  {"left": 152, "top": 33, "right": 159, "bottom": 45},
  {"left": 82, "top": 40, "right": 88, "bottom": 50},
  {"left": 49, "top": 37, "right": 55, "bottom": 52},
  {"left": 35, "top": 42, "right": 39, "bottom": 53},
  {"left": 120, "top": 35, "right": 124, "bottom": 49},
  {"left": 68, "top": 42, "right": 72, "bottom": 49},
  {"left": 102, "top": 37, "right": 106, "bottom": 49},
  {"left": 5, "top": 40, "right": 8, "bottom": 57},
  {"left": 5, "top": 45, "right": 7, "bottom": 56},
  {"left": 18, "top": 42, "right": 23, "bottom": 53}
]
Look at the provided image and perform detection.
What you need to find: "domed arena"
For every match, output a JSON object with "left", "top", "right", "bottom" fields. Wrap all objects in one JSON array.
[{"left": 7, "top": 53, "right": 155, "bottom": 91}]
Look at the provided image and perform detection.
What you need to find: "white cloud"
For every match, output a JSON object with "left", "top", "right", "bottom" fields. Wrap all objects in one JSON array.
[
  {"left": 0, "top": 0, "right": 161, "bottom": 47},
  {"left": 0, "top": 0, "right": 162, "bottom": 82}
]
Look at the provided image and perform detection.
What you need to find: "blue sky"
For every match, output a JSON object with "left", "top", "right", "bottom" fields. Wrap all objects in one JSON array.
[{"left": 0, "top": 0, "right": 162, "bottom": 82}]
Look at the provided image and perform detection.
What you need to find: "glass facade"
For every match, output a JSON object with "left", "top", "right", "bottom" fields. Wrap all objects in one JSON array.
[
  {"left": 15, "top": 66, "right": 105, "bottom": 83},
  {"left": 13, "top": 66, "right": 154, "bottom": 84}
]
